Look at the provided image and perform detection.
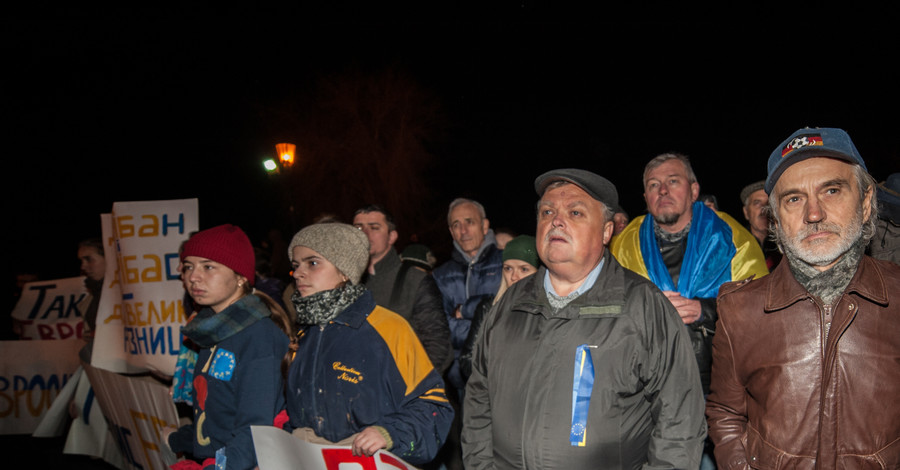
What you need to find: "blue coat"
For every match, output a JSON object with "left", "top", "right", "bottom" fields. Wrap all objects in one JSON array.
[
  {"left": 285, "top": 290, "right": 454, "bottom": 465},
  {"left": 432, "top": 240, "right": 503, "bottom": 393},
  {"left": 432, "top": 242, "right": 503, "bottom": 351},
  {"left": 169, "top": 295, "right": 290, "bottom": 470}
]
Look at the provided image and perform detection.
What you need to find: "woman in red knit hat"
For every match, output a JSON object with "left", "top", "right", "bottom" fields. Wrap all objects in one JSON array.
[{"left": 163, "top": 224, "right": 291, "bottom": 470}]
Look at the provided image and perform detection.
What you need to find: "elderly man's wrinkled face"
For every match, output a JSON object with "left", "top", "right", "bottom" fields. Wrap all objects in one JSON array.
[
  {"left": 449, "top": 202, "right": 489, "bottom": 257},
  {"left": 644, "top": 159, "right": 700, "bottom": 230},
  {"left": 537, "top": 183, "right": 613, "bottom": 277},
  {"left": 772, "top": 157, "right": 872, "bottom": 271}
]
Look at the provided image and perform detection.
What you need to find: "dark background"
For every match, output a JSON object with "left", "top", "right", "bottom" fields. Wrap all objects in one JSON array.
[
  {"left": 5, "top": 7, "right": 899, "bottom": 286},
  {"left": 1, "top": 6, "right": 898, "bottom": 467}
]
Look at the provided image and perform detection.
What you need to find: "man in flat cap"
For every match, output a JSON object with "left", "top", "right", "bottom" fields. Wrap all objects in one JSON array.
[
  {"left": 706, "top": 128, "right": 900, "bottom": 468},
  {"left": 740, "top": 180, "right": 782, "bottom": 270},
  {"left": 462, "top": 169, "right": 706, "bottom": 469}
]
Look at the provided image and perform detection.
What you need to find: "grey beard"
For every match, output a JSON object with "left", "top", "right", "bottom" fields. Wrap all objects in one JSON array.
[{"left": 783, "top": 235, "right": 866, "bottom": 306}]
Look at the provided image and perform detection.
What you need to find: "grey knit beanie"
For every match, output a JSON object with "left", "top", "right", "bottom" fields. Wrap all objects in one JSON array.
[{"left": 287, "top": 223, "right": 370, "bottom": 285}]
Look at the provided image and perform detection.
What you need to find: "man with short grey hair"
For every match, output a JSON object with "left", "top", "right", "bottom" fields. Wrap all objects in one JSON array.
[
  {"left": 432, "top": 197, "right": 503, "bottom": 398},
  {"left": 610, "top": 152, "right": 768, "bottom": 396},
  {"left": 707, "top": 127, "right": 900, "bottom": 468},
  {"left": 462, "top": 169, "right": 706, "bottom": 469}
]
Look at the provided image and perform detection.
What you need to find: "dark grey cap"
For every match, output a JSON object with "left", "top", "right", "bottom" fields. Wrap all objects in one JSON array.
[
  {"left": 534, "top": 168, "right": 619, "bottom": 210},
  {"left": 739, "top": 180, "right": 766, "bottom": 206}
]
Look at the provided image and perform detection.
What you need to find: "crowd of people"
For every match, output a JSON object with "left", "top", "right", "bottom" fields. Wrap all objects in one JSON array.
[{"left": 60, "top": 126, "right": 900, "bottom": 469}]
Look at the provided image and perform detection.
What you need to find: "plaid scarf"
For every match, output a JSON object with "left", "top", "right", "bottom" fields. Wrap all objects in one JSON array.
[
  {"left": 182, "top": 294, "right": 271, "bottom": 348},
  {"left": 292, "top": 284, "right": 366, "bottom": 326}
]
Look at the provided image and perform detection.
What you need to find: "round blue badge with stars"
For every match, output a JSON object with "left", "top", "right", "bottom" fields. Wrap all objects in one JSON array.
[{"left": 211, "top": 348, "right": 236, "bottom": 381}]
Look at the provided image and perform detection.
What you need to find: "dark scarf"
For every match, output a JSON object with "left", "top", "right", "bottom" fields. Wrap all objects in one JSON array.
[
  {"left": 292, "top": 284, "right": 366, "bottom": 327},
  {"left": 654, "top": 218, "right": 691, "bottom": 244},
  {"left": 785, "top": 235, "right": 866, "bottom": 307},
  {"left": 181, "top": 295, "right": 270, "bottom": 348},
  {"left": 643, "top": 201, "right": 735, "bottom": 298}
]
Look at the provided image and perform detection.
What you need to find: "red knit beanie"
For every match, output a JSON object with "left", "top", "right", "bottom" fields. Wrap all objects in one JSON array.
[{"left": 180, "top": 224, "right": 256, "bottom": 285}]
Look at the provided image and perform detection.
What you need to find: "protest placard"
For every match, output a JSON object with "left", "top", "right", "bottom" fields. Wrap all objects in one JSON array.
[
  {"left": 251, "top": 425, "right": 419, "bottom": 470},
  {"left": 108, "top": 199, "right": 198, "bottom": 376},
  {"left": 11, "top": 277, "right": 88, "bottom": 341},
  {"left": 0, "top": 339, "right": 82, "bottom": 434},
  {"left": 82, "top": 363, "right": 180, "bottom": 470}
]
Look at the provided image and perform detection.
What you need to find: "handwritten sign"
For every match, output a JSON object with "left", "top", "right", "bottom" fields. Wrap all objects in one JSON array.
[
  {"left": 82, "top": 363, "right": 180, "bottom": 470},
  {"left": 11, "top": 277, "right": 88, "bottom": 340},
  {"left": 251, "top": 425, "right": 418, "bottom": 470},
  {"left": 0, "top": 339, "right": 82, "bottom": 434},
  {"left": 108, "top": 199, "right": 198, "bottom": 375}
]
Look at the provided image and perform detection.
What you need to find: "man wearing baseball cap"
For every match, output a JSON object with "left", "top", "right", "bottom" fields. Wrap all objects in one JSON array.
[
  {"left": 706, "top": 127, "right": 900, "bottom": 468},
  {"left": 462, "top": 169, "right": 706, "bottom": 469}
]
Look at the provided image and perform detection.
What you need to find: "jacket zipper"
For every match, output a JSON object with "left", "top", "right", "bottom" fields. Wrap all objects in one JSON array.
[{"left": 822, "top": 303, "right": 832, "bottom": 343}]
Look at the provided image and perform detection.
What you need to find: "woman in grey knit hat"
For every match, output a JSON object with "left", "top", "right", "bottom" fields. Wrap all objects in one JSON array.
[{"left": 283, "top": 223, "right": 453, "bottom": 465}]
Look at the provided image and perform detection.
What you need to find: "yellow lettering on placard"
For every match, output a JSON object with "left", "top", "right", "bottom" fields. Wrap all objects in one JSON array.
[
  {"left": 121, "top": 300, "right": 186, "bottom": 326},
  {"left": 130, "top": 408, "right": 177, "bottom": 466},
  {"left": 138, "top": 215, "right": 160, "bottom": 237},
  {"left": 117, "top": 215, "right": 135, "bottom": 238},
  {"left": 123, "top": 255, "right": 140, "bottom": 284},
  {"left": 141, "top": 255, "right": 162, "bottom": 282},
  {"left": 105, "top": 304, "right": 123, "bottom": 324}
]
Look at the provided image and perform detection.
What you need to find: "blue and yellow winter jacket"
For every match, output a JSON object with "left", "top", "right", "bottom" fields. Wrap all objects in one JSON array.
[{"left": 285, "top": 290, "right": 453, "bottom": 465}]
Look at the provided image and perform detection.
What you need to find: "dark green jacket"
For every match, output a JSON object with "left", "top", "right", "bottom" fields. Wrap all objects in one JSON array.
[{"left": 462, "top": 251, "right": 706, "bottom": 470}]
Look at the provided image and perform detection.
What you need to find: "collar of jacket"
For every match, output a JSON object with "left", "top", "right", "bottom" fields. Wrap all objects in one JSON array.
[
  {"left": 508, "top": 251, "right": 627, "bottom": 320},
  {"left": 451, "top": 229, "right": 498, "bottom": 265},
  {"left": 372, "top": 247, "right": 401, "bottom": 275},
  {"left": 764, "top": 255, "right": 890, "bottom": 312},
  {"left": 329, "top": 289, "right": 378, "bottom": 328}
]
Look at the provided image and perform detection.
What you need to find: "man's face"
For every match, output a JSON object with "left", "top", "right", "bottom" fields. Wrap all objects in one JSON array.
[
  {"left": 352, "top": 211, "right": 397, "bottom": 262},
  {"left": 643, "top": 159, "right": 700, "bottom": 229},
  {"left": 772, "top": 157, "right": 872, "bottom": 271},
  {"left": 742, "top": 189, "right": 770, "bottom": 237},
  {"left": 536, "top": 184, "right": 613, "bottom": 277},
  {"left": 449, "top": 202, "right": 489, "bottom": 257}
]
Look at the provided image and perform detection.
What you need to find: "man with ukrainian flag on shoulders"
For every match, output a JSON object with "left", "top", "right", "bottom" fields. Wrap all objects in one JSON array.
[
  {"left": 610, "top": 152, "right": 767, "bottom": 469},
  {"left": 611, "top": 152, "right": 768, "bottom": 396}
]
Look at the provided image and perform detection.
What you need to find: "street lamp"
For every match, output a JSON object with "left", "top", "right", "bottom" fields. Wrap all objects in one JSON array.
[
  {"left": 264, "top": 143, "right": 297, "bottom": 174},
  {"left": 276, "top": 142, "right": 296, "bottom": 169},
  {"left": 265, "top": 142, "right": 299, "bottom": 232}
]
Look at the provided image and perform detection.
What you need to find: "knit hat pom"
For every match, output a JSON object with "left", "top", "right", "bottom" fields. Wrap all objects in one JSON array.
[
  {"left": 288, "top": 223, "right": 370, "bottom": 285},
  {"left": 181, "top": 224, "right": 256, "bottom": 285}
]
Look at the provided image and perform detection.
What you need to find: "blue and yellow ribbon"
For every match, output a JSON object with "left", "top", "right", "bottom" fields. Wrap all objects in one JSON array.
[{"left": 570, "top": 344, "right": 595, "bottom": 447}]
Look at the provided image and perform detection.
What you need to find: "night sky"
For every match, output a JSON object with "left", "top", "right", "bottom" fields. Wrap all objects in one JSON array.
[{"left": 5, "top": 9, "right": 899, "bottom": 285}]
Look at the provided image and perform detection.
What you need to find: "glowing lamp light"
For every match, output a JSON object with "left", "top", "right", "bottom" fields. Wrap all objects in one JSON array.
[
  {"left": 263, "top": 159, "right": 278, "bottom": 172},
  {"left": 276, "top": 143, "right": 296, "bottom": 168}
]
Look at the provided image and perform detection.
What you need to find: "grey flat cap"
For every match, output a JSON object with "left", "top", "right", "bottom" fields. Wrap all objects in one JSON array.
[{"left": 534, "top": 168, "right": 619, "bottom": 210}]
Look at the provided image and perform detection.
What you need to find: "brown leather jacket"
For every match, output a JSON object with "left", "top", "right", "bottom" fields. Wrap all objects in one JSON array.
[{"left": 706, "top": 255, "right": 900, "bottom": 469}]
